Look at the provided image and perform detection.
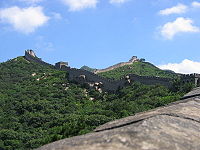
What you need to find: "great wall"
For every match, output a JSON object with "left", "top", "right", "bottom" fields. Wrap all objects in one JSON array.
[
  {"left": 24, "top": 50, "right": 200, "bottom": 92},
  {"left": 94, "top": 56, "right": 140, "bottom": 73}
]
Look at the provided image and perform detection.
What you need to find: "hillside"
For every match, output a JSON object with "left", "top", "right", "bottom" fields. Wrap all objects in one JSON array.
[
  {"left": 0, "top": 56, "right": 192, "bottom": 150},
  {"left": 80, "top": 65, "right": 96, "bottom": 72},
  {"left": 98, "top": 62, "right": 178, "bottom": 80},
  {"left": 37, "top": 88, "right": 200, "bottom": 150}
]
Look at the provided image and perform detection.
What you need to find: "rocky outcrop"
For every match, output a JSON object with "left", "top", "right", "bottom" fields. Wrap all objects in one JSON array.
[{"left": 36, "top": 88, "right": 200, "bottom": 150}]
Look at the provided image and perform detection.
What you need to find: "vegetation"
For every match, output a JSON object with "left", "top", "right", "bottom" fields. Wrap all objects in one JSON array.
[
  {"left": 0, "top": 57, "right": 192, "bottom": 150},
  {"left": 98, "top": 61, "right": 178, "bottom": 80},
  {"left": 80, "top": 65, "right": 96, "bottom": 73}
]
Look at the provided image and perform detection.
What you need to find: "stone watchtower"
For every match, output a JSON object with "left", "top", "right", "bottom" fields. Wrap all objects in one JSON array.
[
  {"left": 129, "top": 56, "right": 139, "bottom": 63},
  {"left": 55, "top": 62, "right": 68, "bottom": 69},
  {"left": 26, "top": 50, "right": 36, "bottom": 57}
]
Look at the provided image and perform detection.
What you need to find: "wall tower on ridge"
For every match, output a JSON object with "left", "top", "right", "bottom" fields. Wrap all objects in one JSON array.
[
  {"left": 129, "top": 56, "right": 139, "bottom": 63},
  {"left": 26, "top": 50, "right": 36, "bottom": 57},
  {"left": 55, "top": 62, "right": 68, "bottom": 69}
]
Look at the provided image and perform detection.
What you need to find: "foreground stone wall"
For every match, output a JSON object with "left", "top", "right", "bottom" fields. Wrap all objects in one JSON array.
[{"left": 36, "top": 88, "right": 200, "bottom": 150}]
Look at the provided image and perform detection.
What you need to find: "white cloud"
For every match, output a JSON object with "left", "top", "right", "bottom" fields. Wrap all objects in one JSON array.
[
  {"left": 159, "top": 3, "right": 188, "bottom": 15},
  {"left": 192, "top": 1, "right": 200, "bottom": 7},
  {"left": 160, "top": 17, "right": 200, "bottom": 39},
  {"left": 0, "top": 6, "right": 49, "bottom": 34},
  {"left": 158, "top": 59, "right": 200, "bottom": 74},
  {"left": 18, "top": 0, "right": 43, "bottom": 4},
  {"left": 110, "top": 0, "right": 129, "bottom": 4},
  {"left": 62, "top": 0, "right": 98, "bottom": 11}
]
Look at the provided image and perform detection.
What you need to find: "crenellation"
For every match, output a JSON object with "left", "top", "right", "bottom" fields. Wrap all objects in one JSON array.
[{"left": 181, "top": 73, "right": 200, "bottom": 87}]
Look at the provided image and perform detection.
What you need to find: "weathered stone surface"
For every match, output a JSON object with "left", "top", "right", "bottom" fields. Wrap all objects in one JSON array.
[
  {"left": 182, "top": 87, "right": 200, "bottom": 99},
  {"left": 37, "top": 89, "right": 200, "bottom": 150}
]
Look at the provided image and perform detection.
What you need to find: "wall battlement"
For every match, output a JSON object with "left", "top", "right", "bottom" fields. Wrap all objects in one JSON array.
[
  {"left": 181, "top": 73, "right": 200, "bottom": 87},
  {"left": 24, "top": 50, "right": 173, "bottom": 92}
]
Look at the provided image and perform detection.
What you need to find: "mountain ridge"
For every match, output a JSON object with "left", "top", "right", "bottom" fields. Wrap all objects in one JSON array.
[
  {"left": 0, "top": 50, "right": 192, "bottom": 150},
  {"left": 24, "top": 50, "right": 175, "bottom": 92}
]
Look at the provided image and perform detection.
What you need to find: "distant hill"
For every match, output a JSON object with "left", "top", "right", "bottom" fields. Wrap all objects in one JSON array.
[
  {"left": 163, "top": 69, "right": 176, "bottom": 74},
  {"left": 97, "top": 62, "right": 178, "bottom": 80},
  {"left": 0, "top": 55, "right": 191, "bottom": 150},
  {"left": 80, "top": 65, "right": 96, "bottom": 72}
]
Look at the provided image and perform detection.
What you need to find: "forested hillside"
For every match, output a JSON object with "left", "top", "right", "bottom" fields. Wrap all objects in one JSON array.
[
  {"left": 0, "top": 57, "right": 193, "bottom": 150},
  {"left": 98, "top": 61, "right": 178, "bottom": 80},
  {"left": 80, "top": 65, "right": 96, "bottom": 72}
]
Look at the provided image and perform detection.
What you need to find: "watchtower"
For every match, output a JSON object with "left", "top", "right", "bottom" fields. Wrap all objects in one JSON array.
[
  {"left": 129, "top": 56, "right": 139, "bottom": 63},
  {"left": 26, "top": 50, "right": 36, "bottom": 57},
  {"left": 55, "top": 62, "right": 68, "bottom": 69}
]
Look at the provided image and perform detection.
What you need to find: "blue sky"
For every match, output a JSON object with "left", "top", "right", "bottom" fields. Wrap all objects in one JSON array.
[{"left": 1, "top": 0, "right": 200, "bottom": 73}]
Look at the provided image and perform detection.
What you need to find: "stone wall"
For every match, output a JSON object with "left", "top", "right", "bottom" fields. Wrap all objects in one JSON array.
[
  {"left": 94, "top": 56, "right": 139, "bottom": 74},
  {"left": 128, "top": 74, "right": 172, "bottom": 87},
  {"left": 24, "top": 50, "right": 172, "bottom": 92},
  {"left": 181, "top": 73, "right": 200, "bottom": 87},
  {"left": 25, "top": 51, "right": 125, "bottom": 92},
  {"left": 25, "top": 50, "right": 54, "bottom": 68},
  {"left": 61, "top": 66, "right": 127, "bottom": 92}
]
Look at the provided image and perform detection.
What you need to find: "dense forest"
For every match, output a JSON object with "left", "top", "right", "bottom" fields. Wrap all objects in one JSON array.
[{"left": 0, "top": 57, "right": 194, "bottom": 150}]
